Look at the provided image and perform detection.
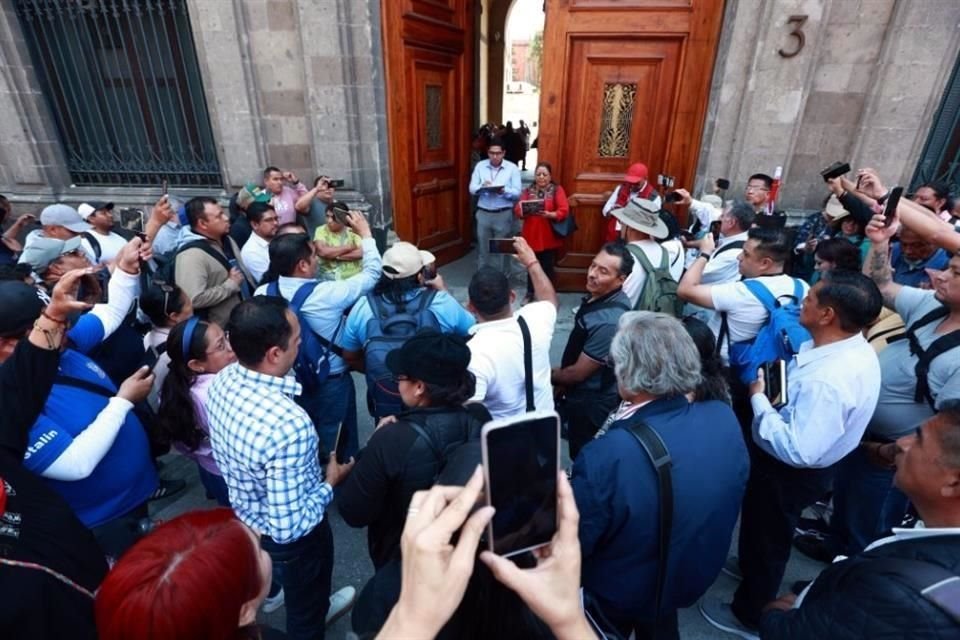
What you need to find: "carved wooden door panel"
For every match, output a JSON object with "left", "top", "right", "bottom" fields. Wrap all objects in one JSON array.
[
  {"left": 382, "top": 0, "right": 474, "bottom": 263},
  {"left": 539, "top": 0, "right": 724, "bottom": 290}
]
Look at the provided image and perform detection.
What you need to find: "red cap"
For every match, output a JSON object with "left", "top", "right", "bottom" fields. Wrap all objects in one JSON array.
[{"left": 624, "top": 163, "right": 648, "bottom": 184}]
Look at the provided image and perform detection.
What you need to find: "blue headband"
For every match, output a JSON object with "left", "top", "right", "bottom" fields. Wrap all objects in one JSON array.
[{"left": 182, "top": 317, "right": 200, "bottom": 362}]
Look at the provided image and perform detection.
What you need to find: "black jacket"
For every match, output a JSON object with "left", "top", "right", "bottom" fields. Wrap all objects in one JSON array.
[
  {"left": 760, "top": 534, "right": 960, "bottom": 639},
  {"left": 338, "top": 403, "right": 491, "bottom": 568}
]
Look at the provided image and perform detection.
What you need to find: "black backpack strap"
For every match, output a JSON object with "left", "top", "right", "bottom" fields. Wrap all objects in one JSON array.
[
  {"left": 713, "top": 239, "right": 745, "bottom": 257},
  {"left": 861, "top": 555, "right": 960, "bottom": 625},
  {"left": 80, "top": 232, "right": 102, "bottom": 261},
  {"left": 517, "top": 316, "right": 535, "bottom": 412},
  {"left": 179, "top": 239, "right": 233, "bottom": 273},
  {"left": 54, "top": 374, "right": 114, "bottom": 397},
  {"left": 624, "top": 419, "right": 673, "bottom": 625},
  {"left": 715, "top": 312, "right": 730, "bottom": 357},
  {"left": 890, "top": 306, "right": 956, "bottom": 409}
]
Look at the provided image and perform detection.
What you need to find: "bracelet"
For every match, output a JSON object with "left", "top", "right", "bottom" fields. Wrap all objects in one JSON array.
[
  {"left": 876, "top": 191, "right": 889, "bottom": 205},
  {"left": 524, "top": 260, "right": 539, "bottom": 269},
  {"left": 40, "top": 309, "right": 67, "bottom": 325},
  {"left": 698, "top": 253, "right": 711, "bottom": 261},
  {"left": 32, "top": 319, "right": 64, "bottom": 350}
]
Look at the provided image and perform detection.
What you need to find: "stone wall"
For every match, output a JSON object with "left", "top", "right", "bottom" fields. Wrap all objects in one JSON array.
[{"left": 696, "top": 0, "right": 960, "bottom": 211}]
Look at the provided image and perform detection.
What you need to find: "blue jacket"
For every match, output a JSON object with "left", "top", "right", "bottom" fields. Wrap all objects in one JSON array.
[{"left": 572, "top": 396, "right": 749, "bottom": 623}]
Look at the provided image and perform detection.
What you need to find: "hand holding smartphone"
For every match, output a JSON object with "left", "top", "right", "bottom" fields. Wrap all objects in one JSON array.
[
  {"left": 882, "top": 186, "right": 903, "bottom": 227},
  {"left": 481, "top": 411, "right": 560, "bottom": 557},
  {"left": 489, "top": 238, "right": 518, "bottom": 254},
  {"left": 762, "top": 360, "right": 788, "bottom": 408}
]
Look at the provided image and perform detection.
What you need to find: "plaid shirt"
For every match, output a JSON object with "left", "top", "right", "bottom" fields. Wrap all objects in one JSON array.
[{"left": 207, "top": 363, "right": 332, "bottom": 544}]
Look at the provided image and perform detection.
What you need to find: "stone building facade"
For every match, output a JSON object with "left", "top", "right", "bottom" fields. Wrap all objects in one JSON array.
[{"left": 0, "top": 0, "right": 957, "bottom": 231}]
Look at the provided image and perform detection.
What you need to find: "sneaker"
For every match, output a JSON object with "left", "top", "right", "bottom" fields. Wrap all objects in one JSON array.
[
  {"left": 793, "top": 533, "right": 837, "bottom": 564},
  {"left": 262, "top": 587, "right": 285, "bottom": 614},
  {"left": 698, "top": 597, "right": 759, "bottom": 639},
  {"left": 148, "top": 478, "right": 186, "bottom": 502},
  {"left": 793, "top": 515, "right": 830, "bottom": 538},
  {"left": 326, "top": 585, "right": 356, "bottom": 626},
  {"left": 721, "top": 556, "right": 742, "bottom": 581}
]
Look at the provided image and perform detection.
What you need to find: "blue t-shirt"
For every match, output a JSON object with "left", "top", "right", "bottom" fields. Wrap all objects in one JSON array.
[
  {"left": 22, "top": 314, "right": 157, "bottom": 528},
  {"left": 890, "top": 243, "right": 950, "bottom": 288},
  {"left": 340, "top": 288, "right": 476, "bottom": 351}
]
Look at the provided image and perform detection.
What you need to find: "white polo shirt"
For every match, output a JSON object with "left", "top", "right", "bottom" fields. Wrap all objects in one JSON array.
[{"left": 468, "top": 300, "right": 556, "bottom": 419}]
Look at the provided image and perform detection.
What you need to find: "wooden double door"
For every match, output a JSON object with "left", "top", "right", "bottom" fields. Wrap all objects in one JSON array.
[{"left": 382, "top": 0, "right": 724, "bottom": 288}]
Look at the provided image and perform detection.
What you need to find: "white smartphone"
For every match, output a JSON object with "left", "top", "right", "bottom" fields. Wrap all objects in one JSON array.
[{"left": 481, "top": 410, "right": 560, "bottom": 558}]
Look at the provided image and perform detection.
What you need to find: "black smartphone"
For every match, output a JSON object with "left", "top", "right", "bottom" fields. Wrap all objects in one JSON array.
[
  {"left": 327, "top": 179, "right": 345, "bottom": 189},
  {"left": 665, "top": 191, "right": 682, "bottom": 204},
  {"left": 820, "top": 161, "right": 851, "bottom": 182},
  {"left": 716, "top": 178, "right": 731, "bottom": 190},
  {"left": 135, "top": 231, "right": 148, "bottom": 243},
  {"left": 421, "top": 263, "right": 437, "bottom": 281},
  {"left": 330, "top": 202, "right": 351, "bottom": 225},
  {"left": 883, "top": 186, "right": 903, "bottom": 227},
  {"left": 481, "top": 411, "right": 560, "bottom": 557},
  {"left": 763, "top": 360, "right": 788, "bottom": 408},
  {"left": 332, "top": 422, "right": 350, "bottom": 464},
  {"left": 489, "top": 238, "right": 517, "bottom": 254}
]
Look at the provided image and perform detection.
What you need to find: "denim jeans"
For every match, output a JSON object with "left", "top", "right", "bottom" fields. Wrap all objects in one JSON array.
[
  {"left": 829, "top": 446, "right": 909, "bottom": 556},
  {"left": 296, "top": 373, "right": 359, "bottom": 460},
  {"left": 476, "top": 208, "right": 515, "bottom": 273},
  {"left": 197, "top": 465, "right": 230, "bottom": 507},
  {"left": 262, "top": 517, "right": 334, "bottom": 640}
]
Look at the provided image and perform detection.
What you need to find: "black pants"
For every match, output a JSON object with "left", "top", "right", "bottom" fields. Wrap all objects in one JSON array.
[
  {"left": 562, "top": 392, "right": 618, "bottom": 460},
  {"left": 525, "top": 250, "right": 556, "bottom": 299},
  {"left": 732, "top": 448, "right": 835, "bottom": 627}
]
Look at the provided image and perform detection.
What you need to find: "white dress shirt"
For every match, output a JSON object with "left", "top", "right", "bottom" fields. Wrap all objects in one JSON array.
[
  {"left": 750, "top": 333, "right": 881, "bottom": 468},
  {"left": 240, "top": 232, "right": 271, "bottom": 284}
]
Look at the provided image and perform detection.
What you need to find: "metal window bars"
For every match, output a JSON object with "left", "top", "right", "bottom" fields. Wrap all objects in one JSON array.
[
  {"left": 14, "top": 0, "right": 222, "bottom": 187},
  {"left": 912, "top": 54, "right": 960, "bottom": 193}
]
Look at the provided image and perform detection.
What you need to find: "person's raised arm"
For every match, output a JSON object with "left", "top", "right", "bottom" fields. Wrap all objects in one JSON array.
[
  {"left": 295, "top": 186, "right": 319, "bottom": 214},
  {"left": 862, "top": 212, "right": 903, "bottom": 310},
  {"left": 144, "top": 196, "right": 175, "bottom": 243},
  {"left": 514, "top": 236, "right": 558, "bottom": 308},
  {"left": 677, "top": 231, "right": 718, "bottom": 308}
]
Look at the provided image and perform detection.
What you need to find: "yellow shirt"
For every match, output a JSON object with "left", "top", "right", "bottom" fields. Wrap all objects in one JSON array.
[{"left": 314, "top": 224, "right": 362, "bottom": 280}]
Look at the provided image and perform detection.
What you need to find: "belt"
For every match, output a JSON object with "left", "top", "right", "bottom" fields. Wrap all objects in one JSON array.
[{"left": 478, "top": 207, "right": 512, "bottom": 213}]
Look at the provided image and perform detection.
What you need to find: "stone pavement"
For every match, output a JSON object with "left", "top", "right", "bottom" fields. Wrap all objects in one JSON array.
[{"left": 151, "top": 249, "right": 826, "bottom": 639}]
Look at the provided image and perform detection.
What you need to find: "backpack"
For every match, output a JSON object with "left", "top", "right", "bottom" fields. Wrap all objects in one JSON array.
[
  {"left": 625, "top": 244, "right": 683, "bottom": 316},
  {"left": 363, "top": 289, "right": 441, "bottom": 418},
  {"left": 721, "top": 278, "right": 811, "bottom": 384},
  {"left": 149, "top": 239, "right": 232, "bottom": 287},
  {"left": 81, "top": 231, "right": 102, "bottom": 262},
  {"left": 888, "top": 305, "right": 960, "bottom": 410},
  {"left": 265, "top": 281, "right": 343, "bottom": 395}
]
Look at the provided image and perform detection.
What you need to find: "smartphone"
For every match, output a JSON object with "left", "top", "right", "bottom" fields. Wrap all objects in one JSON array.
[
  {"left": 327, "top": 179, "right": 345, "bottom": 189},
  {"left": 332, "top": 422, "right": 350, "bottom": 464},
  {"left": 665, "top": 191, "right": 682, "bottom": 204},
  {"left": 883, "top": 186, "right": 903, "bottom": 227},
  {"left": 489, "top": 238, "right": 517, "bottom": 254},
  {"left": 135, "top": 231, "right": 148, "bottom": 243},
  {"left": 481, "top": 411, "right": 560, "bottom": 557},
  {"left": 820, "top": 161, "right": 851, "bottom": 182},
  {"left": 161, "top": 178, "right": 168, "bottom": 196},
  {"left": 716, "top": 177, "right": 731, "bottom": 190},
  {"left": 421, "top": 262, "right": 437, "bottom": 281},
  {"left": 763, "top": 359, "right": 788, "bottom": 408}
]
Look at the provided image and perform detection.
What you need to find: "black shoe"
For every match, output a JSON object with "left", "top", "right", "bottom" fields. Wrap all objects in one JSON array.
[
  {"left": 793, "top": 533, "right": 837, "bottom": 564},
  {"left": 149, "top": 478, "right": 186, "bottom": 502},
  {"left": 794, "top": 515, "right": 830, "bottom": 537}
]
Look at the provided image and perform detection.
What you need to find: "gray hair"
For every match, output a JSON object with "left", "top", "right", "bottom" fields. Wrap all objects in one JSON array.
[
  {"left": 610, "top": 311, "right": 703, "bottom": 398},
  {"left": 726, "top": 201, "right": 756, "bottom": 232}
]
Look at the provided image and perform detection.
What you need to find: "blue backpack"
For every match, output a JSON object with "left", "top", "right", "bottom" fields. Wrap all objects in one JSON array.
[
  {"left": 363, "top": 289, "right": 440, "bottom": 419},
  {"left": 266, "top": 281, "right": 342, "bottom": 394},
  {"left": 723, "top": 278, "right": 811, "bottom": 384}
]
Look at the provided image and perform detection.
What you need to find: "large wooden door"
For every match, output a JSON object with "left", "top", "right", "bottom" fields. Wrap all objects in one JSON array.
[
  {"left": 539, "top": 0, "right": 724, "bottom": 290},
  {"left": 382, "top": 0, "right": 474, "bottom": 264}
]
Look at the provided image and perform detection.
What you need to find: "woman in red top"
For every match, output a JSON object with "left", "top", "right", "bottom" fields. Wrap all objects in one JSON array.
[{"left": 514, "top": 161, "right": 569, "bottom": 300}]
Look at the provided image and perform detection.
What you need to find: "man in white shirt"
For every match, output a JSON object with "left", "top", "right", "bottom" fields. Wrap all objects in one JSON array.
[
  {"left": 240, "top": 201, "right": 279, "bottom": 283},
  {"left": 608, "top": 196, "right": 672, "bottom": 309},
  {"left": 700, "top": 270, "right": 883, "bottom": 638},
  {"left": 466, "top": 236, "right": 557, "bottom": 419},
  {"left": 76, "top": 201, "right": 128, "bottom": 265}
]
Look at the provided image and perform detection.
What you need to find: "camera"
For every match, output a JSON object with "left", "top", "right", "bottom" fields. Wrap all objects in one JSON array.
[
  {"left": 325, "top": 178, "right": 345, "bottom": 189},
  {"left": 664, "top": 191, "right": 683, "bottom": 204},
  {"left": 820, "top": 162, "right": 850, "bottom": 182},
  {"left": 329, "top": 202, "right": 351, "bottom": 225}
]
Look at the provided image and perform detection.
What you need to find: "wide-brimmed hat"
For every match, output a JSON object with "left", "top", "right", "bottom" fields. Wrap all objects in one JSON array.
[
  {"left": 823, "top": 194, "right": 849, "bottom": 221},
  {"left": 610, "top": 196, "right": 668, "bottom": 239}
]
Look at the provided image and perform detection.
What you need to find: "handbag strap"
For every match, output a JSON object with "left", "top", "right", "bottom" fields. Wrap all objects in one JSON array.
[
  {"left": 625, "top": 419, "right": 673, "bottom": 625},
  {"left": 518, "top": 316, "right": 535, "bottom": 412}
]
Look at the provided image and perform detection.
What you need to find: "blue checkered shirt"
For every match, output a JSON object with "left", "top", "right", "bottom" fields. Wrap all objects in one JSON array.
[{"left": 207, "top": 363, "right": 332, "bottom": 544}]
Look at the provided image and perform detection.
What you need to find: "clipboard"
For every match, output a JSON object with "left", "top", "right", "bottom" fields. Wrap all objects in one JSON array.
[{"left": 520, "top": 199, "right": 545, "bottom": 215}]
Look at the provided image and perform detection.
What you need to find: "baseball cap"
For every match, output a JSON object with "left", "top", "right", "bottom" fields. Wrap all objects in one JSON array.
[
  {"left": 419, "top": 249, "right": 436, "bottom": 266},
  {"left": 40, "top": 204, "right": 90, "bottom": 233},
  {"left": 77, "top": 201, "right": 114, "bottom": 220},
  {"left": 18, "top": 236, "right": 84, "bottom": 273},
  {"left": 382, "top": 241, "right": 425, "bottom": 280},
  {"left": 0, "top": 281, "right": 46, "bottom": 336},
  {"left": 385, "top": 329, "right": 471, "bottom": 385},
  {"left": 623, "top": 163, "right": 649, "bottom": 184}
]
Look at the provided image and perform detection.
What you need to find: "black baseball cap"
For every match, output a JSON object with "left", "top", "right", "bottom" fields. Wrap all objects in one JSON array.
[
  {"left": 0, "top": 281, "right": 45, "bottom": 336},
  {"left": 385, "top": 329, "right": 471, "bottom": 385}
]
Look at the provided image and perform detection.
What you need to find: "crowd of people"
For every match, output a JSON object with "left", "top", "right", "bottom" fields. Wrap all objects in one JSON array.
[{"left": 0, "top": 153, "right": 958, "bottom": 640}]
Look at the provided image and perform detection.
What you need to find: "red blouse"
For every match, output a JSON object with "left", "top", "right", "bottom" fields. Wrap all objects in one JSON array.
[{"left": 514, "top": 184, "right": 570, "bottom": 252}]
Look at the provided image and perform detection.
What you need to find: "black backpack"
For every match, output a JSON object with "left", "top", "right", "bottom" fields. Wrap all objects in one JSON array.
[{"left": 888, "top": 305, "right": 960, "bottom": 410}]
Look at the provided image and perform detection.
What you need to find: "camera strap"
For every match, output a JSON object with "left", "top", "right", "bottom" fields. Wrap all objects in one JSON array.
[{"left": 518, "top": 316, "right": 535, "bottom": 412}]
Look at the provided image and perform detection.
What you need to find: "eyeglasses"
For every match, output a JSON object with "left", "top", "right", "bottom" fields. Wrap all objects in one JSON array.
[
  {"left": 154, "top": 280, "right": 176, "bottom": 316},
  {"left": 745, "top": 184, "right": 769, "bottom": 192},
  {"left": 205, "top": 332, "right": 231, "bottom": 355},
  {"left": 61, "top": 248, "right": 85, "bottom": 258}
]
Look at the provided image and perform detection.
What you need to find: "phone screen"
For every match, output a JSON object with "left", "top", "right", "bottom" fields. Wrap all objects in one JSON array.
[
  {"left": 764, "top": 360, "right": 788, "bottom": 408},
  {"left": 488, "top": 238, "right": 517, "bottom": 254},
  {"left": 883, "top": 186, "right": 903, "bottom": 227},
  {"left": 482, "top": 412, "right": 559, "bottom": 557},
  {"left": 333, "top": 422, "right": 349, "bottom": 464}
]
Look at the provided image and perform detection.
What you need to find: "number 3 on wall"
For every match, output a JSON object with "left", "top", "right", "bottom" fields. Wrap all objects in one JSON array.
[{"left": 778, "top": 15, "right": 808, "bottom": 58}]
